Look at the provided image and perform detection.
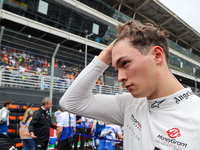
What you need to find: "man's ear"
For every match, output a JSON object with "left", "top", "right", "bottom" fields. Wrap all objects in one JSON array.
[{"left": 152, "top": 46, "right": 164, "bottom": 64}]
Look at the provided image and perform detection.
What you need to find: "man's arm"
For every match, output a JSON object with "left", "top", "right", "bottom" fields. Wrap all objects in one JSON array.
[
  {"left": 59, "top": 42, "right": 128, "bottom": 125},
  {"left": 56, "top": 126, "right": 63, "bottom": 141},
  {"left": 116, "top": 125, "right": 123, "bottom": 140},
  {"left": 76, "top": 118, "right": 82, "bottom": 124},
  {"left": 50, "top": 119, "right": 57, "bottom": 130},
  {"left": 74, "top": 127, "right": 76, "bottom": 134},
  {"left": 55, "top": 126, "right": 63, "bottom": 145},
  {"left": 85, "top": 118, "right": 89, "bottom": 128}
]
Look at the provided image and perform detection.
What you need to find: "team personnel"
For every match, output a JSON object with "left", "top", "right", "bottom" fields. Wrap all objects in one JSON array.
[
  {"left": 92, "top": 120, "right": 106, "bottom": 148},
  {"left": 85, "top": 118, "right": 93, "bottom": 146},
  {"left": 55, "top": 109, "right": 76, "bottom": 150},
  {"left": 74, "top": 116, "right": 87, "bottom": 150},
  {"left": 98, "top": 123, "right": 123, "bottom": 150},
  {"left": 0, "top": 101, "right": 11, "bottom": 135},
  {"left": 60, "top": 21, "right": 200, "bottom": 149},
  {"left": 54, "top": 107, "right": 62, "bottom": 124},
  {"left": 29, "top": 97, "right": 57, "bottom": 150}
]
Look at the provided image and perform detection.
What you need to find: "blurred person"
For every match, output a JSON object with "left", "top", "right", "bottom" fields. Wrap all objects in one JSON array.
[
  {"left": 19, "top": 55, "right": 23, "bottom": 64},
  {"left": 43, "top": 65, "right": 48, "bottom": 75},
  {"left": 8, "top": 52, "right": 13, "bottom": 60},
  {"left": 74, "top": 116, "right": 87, "bottom": 150},
  {"left": 29, "top": 97, "right": 57, "bottom": 150},
  {"left": 92, "top": 120, "right": 106, "bottom": 148},
  {"left": 26, "top": 65, "right": 32, "bottom": 73},
  {"left": 4, "top": 65, "right": 11, "bottom": 87},
  {"left": 21, "top": 51, "right": 26, "bottom": 59},
  {"left": 36, "top": 57, "right": 41, "bottom": 67},
  {"left": 2, "top": 48, "right": 6, "bottom": 54},
  {"left": 19, "top": 108, "right": 35, "bottom": 150},
  {"left": 43, "top": 59, "right": 48, "bottom": 67},
  {"left": 69, "top": 73, "right": 75, "bottom": 81},
  {"left": 55, "top": 108, "right": 76, "bottom": 150},
  {"left": 10, "top": 58, "right": 16, "bottom": 67},
  {"left": 26, "top": 53, "right": 30, "bottom": 60},
  {"left": 12, "top": 49, "right": 17, "bottom": 57},
  {"left": 36, "top": 66, "right": 42, "bottom": 74},
  {"left": 54, "top": 107, "right": 62, "bottom": 124},
  {"left": 66, "top": 75, "right": 71, "bottom": 88},
  {"left": 61, "top": 63, "right": 66, "bottom": 70},
  {"left": 3, "top": 54, "right": 8, "bottom": 65},
  {"left": 0, "top": 101, "right": 11, "bottom": 135},
  {"left": 98, "top": 123, "right": 123, "bottom": 150},
  {"left": 15, "top": 63, "right": 26, "bottom": 74},
  {"left": 54, "top": 63, "right": 58, "bottom": 68},
  {"left": 59, "top": 21, "right": 200, "bottom": 149},
  {"left": 85, "top": 118, "right": 93, "bottom": 146}
]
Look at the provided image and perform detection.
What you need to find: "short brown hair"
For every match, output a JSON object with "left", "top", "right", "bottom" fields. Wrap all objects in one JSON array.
[
  {"left": 4, "top": 101, "right": 11, "bottom": 107},
  {"left": 115, "top": 21, "right": 169, "bottom": 65}
]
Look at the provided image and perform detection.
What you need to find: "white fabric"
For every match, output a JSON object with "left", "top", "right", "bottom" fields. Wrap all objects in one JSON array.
[
  {"left": 21, "top": 53, "right": 26, "bottom": 58},
  {"left": 19, "top": 117, "right": 32, "bottom": 139},
  {"left": 86, "top": 118, "right": 93, "bottom": 123},
  {"left": 60, "top": 56, "right": 200, "bottom": 150},
  {"left": 10, "top": 60, "right": 16, "bottom": 66},
  {"left": 57, "top": 112, "right": 76, "bottom": 127},
  {"left": 104, "top": 124, "right": 122, "bottom": 139},
  {"left": 0, "top": 107, "right": 9, "bottom": 126},
  {"left": 66, "top": 78, "right": 71, "bottom": 87},
  {"left": 36, "top": 67, "right": 41, "bottom": 73},
  {"left": 54, "top": 110, "right": 62, "bottom": 123},
  {"left": 19, "top": 66, "right": 25, "bottom": 73}
]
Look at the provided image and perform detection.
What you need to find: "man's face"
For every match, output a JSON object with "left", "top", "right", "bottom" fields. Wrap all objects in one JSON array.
[
  {"left": 7, "top": 103, "right": 11, "bottom": 109},
  {"left": 112, "top": 38, "right": 159, "bottom": 98},
  {"left": 45, "top": 100, "right": 52, "bottom": 110}
]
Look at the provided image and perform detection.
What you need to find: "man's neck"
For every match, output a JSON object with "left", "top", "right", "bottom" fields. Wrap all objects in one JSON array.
[{"left": 41, "top": 106, "right": 47, "bottom": 111}]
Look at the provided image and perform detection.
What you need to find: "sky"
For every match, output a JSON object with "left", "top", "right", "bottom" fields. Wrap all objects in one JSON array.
[{"left": 159, "top": 0, "right": 200, "bottom": 34}]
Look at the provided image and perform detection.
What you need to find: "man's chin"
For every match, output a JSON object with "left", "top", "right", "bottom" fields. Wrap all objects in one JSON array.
[{"left": 130, "top": 91, "right": 144, "bottom": 98}]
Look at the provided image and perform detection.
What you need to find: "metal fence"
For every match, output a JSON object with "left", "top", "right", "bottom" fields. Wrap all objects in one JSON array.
[{"left": 0, "top": 68, "right": 128, "bottom": 95}]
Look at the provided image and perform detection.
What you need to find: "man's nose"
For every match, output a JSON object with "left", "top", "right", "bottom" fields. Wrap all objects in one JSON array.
[{"left": 118, "top": 71, "right": 127, "bottom": 82}]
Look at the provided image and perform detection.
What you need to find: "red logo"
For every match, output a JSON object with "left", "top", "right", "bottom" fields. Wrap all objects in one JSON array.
[{"left": 166, "top": 128, "right": 181, "bottom": 138}]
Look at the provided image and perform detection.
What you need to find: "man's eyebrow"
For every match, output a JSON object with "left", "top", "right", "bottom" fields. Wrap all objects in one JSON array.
[{"left": 116, "top": 56, "right": 127, "bottom": 66}]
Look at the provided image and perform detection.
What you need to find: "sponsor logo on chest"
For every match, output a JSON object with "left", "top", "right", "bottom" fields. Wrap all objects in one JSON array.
[
  {"left": 155, "top": 128, "right": 187, "bottom": 150},
  {"left": 130, "top": 114, "right": 142, "bottom": 131}
]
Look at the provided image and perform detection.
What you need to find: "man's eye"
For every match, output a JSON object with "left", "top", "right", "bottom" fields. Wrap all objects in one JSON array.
[{"left": 122, "top": 61, "right": 128, "bottom": 66}]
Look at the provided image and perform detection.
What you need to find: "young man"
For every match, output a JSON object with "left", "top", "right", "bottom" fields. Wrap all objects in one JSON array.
[
  {"left": 29, "top": 97, "right": 57, "bottom": 150},
  {"left": 55, "top": 109, "right": 76, "bottom": 150},
  {"left": 0, "top": 101, "right": 11, "bottom": 135},
  {"left": 60, "top": 21, "right": 200, "bottom": 149}
]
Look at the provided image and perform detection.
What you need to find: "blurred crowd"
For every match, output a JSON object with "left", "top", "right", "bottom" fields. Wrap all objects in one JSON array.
[{"left": 0, "top": 47, "right": 120, "bottom": 89}]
